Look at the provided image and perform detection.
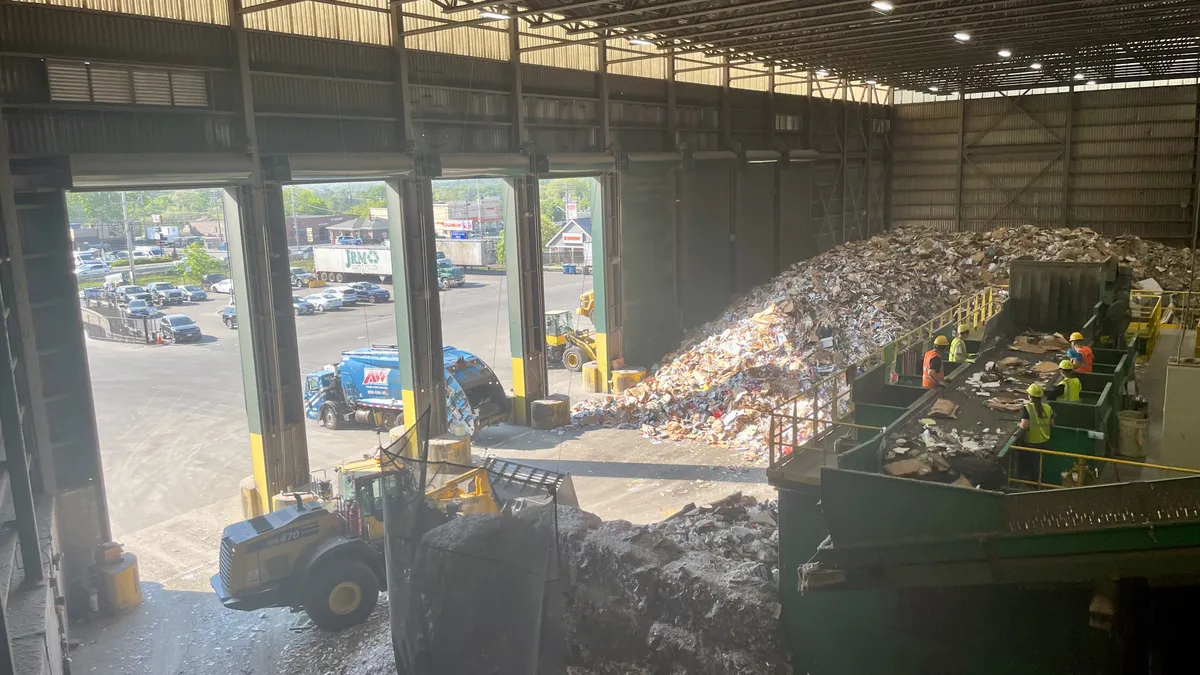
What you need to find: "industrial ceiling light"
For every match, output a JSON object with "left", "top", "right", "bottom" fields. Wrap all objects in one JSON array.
[
  {"left": 929, "top": 85, "right": 939, "bottom": 92},
  {"left": 866, "top": 78, "right": 878, "bottom": 85},
  {"left": 870, "top": 1, "right": 894, "bottom": 13},
  {"left": 627, "top": 38, "right": 653, "bottom": 46},
  {"left": 1030, "top": 62, "right": 1043, "bottom": 70},
  {"left": 1087, "top": 80, "right": 1097, "bottom": 86},
  {"left": 998, "top": 48, "right": 1012, "bottom": 58},
  {"left": 1073, "top": 73, "right": 1085, "bottom": 80},
  {"left": 816, "top": 69, "right": 829, "bottom": 76},
  {"left": 953, "top": 32, "right": 971, "bottom": 42},
  {"left": 479, "top": 10, "right": 511, "bottom": 20}
]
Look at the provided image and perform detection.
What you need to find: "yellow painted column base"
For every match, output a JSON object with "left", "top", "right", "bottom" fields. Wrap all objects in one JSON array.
[{"left": 611, "top": 367, "right": 646, "bottom": 394}]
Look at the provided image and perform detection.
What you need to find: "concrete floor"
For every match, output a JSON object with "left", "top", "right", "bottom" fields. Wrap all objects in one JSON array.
[{"left": 71, "top": 270, "right": 774, "bottom": 674}]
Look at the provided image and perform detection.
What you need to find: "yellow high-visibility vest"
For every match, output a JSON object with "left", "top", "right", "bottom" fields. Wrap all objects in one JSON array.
[{"left": 1024, "top": 402, "right": 1053, "bottom": 444}]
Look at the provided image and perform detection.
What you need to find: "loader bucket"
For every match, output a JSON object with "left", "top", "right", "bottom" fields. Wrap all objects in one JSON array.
[{"left": 483, "top": 456, "right": 580, "bottom": 508}]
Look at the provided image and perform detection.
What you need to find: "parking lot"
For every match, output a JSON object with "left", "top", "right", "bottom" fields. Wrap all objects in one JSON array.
[{"left": 86, "top": 270, "right": 595, "bottom": 538}]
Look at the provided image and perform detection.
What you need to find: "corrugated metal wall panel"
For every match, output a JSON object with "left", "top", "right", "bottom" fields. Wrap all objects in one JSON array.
[
  {"left": 527, "top": 125, "right": 596, "bottom": 152},
  {"left": 607, "top": 43, "right": 666, "bottom": 80},
  {"left": 675, "top": 54, "right": 723, "bottom": 88},
  {"left": 15, "top": 0, "right": 227, "bottom": 24},
  {"left": 779, "top": 164, "right": 814, "bottom": 267},
  {"left": 248, "top": 30, "right": 391, "bottom": 79},
  {"left": 619, "top": 162, "right": 679, "bottom": 366},
  {"left": 3, "top": 108, "right": 240, "bottom": 154},
  {"left": 1, "top": 2, "right": 230, "bottom": 66},
  {"left": 411, "top": 85, "right": 510, "bottom": 123},
  {"left": 257, "top": 116, "right": 395, "bottom": 152},
  {"left": 891, "top": 83, "right": 1200, "bottom": 239},
  {"left": 734, "top": 164, "right": 776, "bottom": 293},
  {"left": 409, "top": 51, "right": 510, "bottom": 90},
  {"left": 524, "top": 63, "right": 593, "bottom": 97},
  {"left": 679, "top": 164, "right": 733, "bottom": 330},
  {"left": 414, "top": 121, "right": 510, "bottom": 153},
  {"left": 243, "top": 0, "right": 389, "bottom": 45},
  {"left": 525, "top": 96, "right": 596, "bottom": 126},
  {"left": 252, "top": 72, "right": 393, "bottom": 117},
  {"left": 611, "top": 128, "right": 666, "bottom": 152}
]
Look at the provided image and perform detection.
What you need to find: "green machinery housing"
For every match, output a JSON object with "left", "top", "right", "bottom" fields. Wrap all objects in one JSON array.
[{"left": 766, "top": 260, "right": 1200, "bottom": 674}]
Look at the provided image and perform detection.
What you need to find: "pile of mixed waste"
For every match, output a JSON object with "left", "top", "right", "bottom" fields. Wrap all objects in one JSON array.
[
  {"left": 572, "top": 225, "right": 1190, "bottom": 457},
  {"left": 279, "top": 495, "right": 786, "bottom": 675}
]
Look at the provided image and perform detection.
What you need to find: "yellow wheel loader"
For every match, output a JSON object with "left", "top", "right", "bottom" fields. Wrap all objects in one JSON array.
[
  {"left": 211, "top": 453, "right": 576, "bottom": 630},
  {"left": 545, "top": 309, "right": 597, "bottom": 372}
]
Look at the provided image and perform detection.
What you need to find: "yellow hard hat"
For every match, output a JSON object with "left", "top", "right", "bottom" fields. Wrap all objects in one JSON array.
[
  {"left": 1059, "top": 359, "right": 1074, "bottom": 371},
  {"left": 957, "top": 324, "right": 970, "bottom": 334},
  {"left": 1027, "top": 383, "right": 1044, "bottom": 397},
  {"left": 1069, "top": 331, "right": 1085, "bottom": 342},
  {"left": 933, "top": 335, "right": 950, "bottom": 347}
]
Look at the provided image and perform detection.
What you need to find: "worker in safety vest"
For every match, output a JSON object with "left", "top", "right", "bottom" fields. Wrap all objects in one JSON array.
[
  {"left": 922, "top": 335, "right": 949, "bottom": 388},
  {"left": 948, "top": 324, "right": 970, "bottom": 363},
  {"left": 1019, "top": 383, "right": 1055, "bottom": 448},
  {"left": 1046, "top": 360, "right": 1082, "bottom": 402},
  {"left": 1067, "top": 331, "right": 1094, "bottom": 373}
]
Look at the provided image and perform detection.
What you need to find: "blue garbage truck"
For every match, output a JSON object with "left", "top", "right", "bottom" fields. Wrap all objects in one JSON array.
[{"left": 304, "top": 345, "right": 510, "bottom": 435}]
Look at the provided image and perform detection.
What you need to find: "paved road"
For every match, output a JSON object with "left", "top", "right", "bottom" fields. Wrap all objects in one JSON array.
[{"left": 86, "top": 271, "right": 594, "bottom": 537}]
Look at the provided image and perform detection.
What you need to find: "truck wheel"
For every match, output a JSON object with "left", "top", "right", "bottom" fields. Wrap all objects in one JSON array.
[
  {"left": 335, "top": 273, "right": 344, "bottom": 283},
  {"left": 563, "top": 346, "right": 585, "bottom": 372},
  {"left": 379, "top": 411, "right": 399, "bottom": 429},
  {"left": 302, "top": 559, "right": 379, "bottom": 631},
  {"left": 320, "top": 403, "right": 341, "bottom": 430}
]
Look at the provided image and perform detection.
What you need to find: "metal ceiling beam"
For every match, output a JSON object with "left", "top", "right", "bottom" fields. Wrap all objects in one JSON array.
[
  {"left": 559, "top": 0, "right": 851, "bottom": 35},
  {"left": 241, "top": 0, "right": 391, "bottom": 14},
  {"left": 675, "top": 0, "right": 1171, "bottom": 52},
  {"left": 739, "top": 19, "right": 1198, "bottom": 72},
  {"left": 713, "top": 3, "right": 1192, "bottom": 60}
]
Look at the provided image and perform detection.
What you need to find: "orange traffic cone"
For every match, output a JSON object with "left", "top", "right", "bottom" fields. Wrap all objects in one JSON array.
[{"left": 156, "top": 333, "right": 163, "bottom": 345}]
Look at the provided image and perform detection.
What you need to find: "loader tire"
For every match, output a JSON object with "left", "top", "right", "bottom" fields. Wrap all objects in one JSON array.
[
  {"left": 563, "top": 346, "right": 586, "bottom": 372},
  {"left": 302, "top": 559, "right": 378, "bottom": 631}
]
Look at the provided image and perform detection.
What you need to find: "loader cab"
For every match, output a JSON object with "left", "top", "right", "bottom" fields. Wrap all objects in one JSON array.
[{"left": 545, "top": 310, "right": 575, "bottom": 344}]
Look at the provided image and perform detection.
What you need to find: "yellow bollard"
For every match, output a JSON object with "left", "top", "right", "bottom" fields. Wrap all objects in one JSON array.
[
  {"left": 581, "top": 361, "right": 603, "bottom": 393},
  {"left": 611, "top": 368, "right": 646, "bottom": 393}
]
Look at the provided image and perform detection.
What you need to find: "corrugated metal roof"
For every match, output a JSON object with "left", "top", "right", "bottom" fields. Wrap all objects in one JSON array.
[
  {"left": 243, "top": 0, "right": 390, "bottom": 46},
  {"left": 15, "top": 0, "right": 227, "bottom": 24}
]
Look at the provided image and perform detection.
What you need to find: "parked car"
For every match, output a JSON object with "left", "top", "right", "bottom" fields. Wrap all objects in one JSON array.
[
  {"left": 335, "top": 236, "right": 363, "bottom": 246},
  {"left": 292, "top": 297, "right": 315, "bottom": 316},
  {"left": 318, "top": 287, "right": 359, "bottom": 306},
  {"left": 159, "top": 314, "right": 202, "bottom": 342},
  {"left": 124, "top": 299, "right": 156, "bottom": 318},
  {"left": 180, "top": 285, "right": 208, "bottom": 301},
  {"left": 346, "top": 282, "right": 390, "bottom": 303},
  {"left": 115, "top": 285, "right": 153, "bottom": 304},
  {"left": 202, "top": 273, "right": 228, "bottom": 291},
  {"left": 219, "top": 305, "right": 238, "bottom": 329},
  {"left": 211, "top": 278, "right": 234, "bottom": 294},
  {"left": 291, "top": 267, "right": 316, "bottom": 289},
  {"left": 145, "top": 282, "right": 185, "bottom": 305},
  {"left": 75, "top": 262, "right": 111, "bottom": 279},
  {"left": 302, "top": 293, "right": 342, "bottom": 312}
]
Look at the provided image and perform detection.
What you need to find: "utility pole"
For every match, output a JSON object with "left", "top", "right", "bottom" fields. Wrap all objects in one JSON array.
[
  {"left": 122, "top": 191, "right": 138, "bottom": 285},
  {"left": 289, "top": 187, "right": 300, "bottom": 246}
]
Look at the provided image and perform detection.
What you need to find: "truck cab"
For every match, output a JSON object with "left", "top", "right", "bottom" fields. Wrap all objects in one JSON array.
[{"left": 437, "top": 258, "right": 465, "bottom": 287}]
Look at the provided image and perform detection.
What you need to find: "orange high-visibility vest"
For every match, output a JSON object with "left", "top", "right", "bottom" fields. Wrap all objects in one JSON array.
[
  {"left": 1074, "top": 345, "right": 1094, "bottom": 373},
  {"left": 922, "top": 349, "right": 942, "bottom": 388}
]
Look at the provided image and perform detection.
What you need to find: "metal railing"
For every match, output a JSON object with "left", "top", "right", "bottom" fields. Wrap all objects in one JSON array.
[
  {"left": 1006, "top": 444, "right": 1200, "bottom": 490},
  {"left": 768, "top": 286, "right": 1004, "bottom": 470},
  {"left": 1126, "top": 291, "right": 1163, "bottom": 362}
]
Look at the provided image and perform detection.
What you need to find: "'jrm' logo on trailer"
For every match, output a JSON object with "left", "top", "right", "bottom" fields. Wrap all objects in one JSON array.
[{"left": 363, "top": 368, "right": 388, "bottom": 385}]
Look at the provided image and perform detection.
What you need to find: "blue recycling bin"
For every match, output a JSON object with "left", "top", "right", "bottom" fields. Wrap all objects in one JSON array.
[{"left": 562, "top": 264, "right": 576, "bottom": 274}]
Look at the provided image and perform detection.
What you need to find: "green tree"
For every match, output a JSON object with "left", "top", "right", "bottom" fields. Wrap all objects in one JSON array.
[
  {"left": 540, "top": 211, "right": 560, "bottom": 247},
  {"left": 178, "top": 242, "right": 223, "bottom": 284}
]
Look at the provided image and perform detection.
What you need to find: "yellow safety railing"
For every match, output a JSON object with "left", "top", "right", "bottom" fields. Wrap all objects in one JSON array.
[
  {"left": 1131, "top": 289, "right": 1200, "bottom": 329},
  {"left": 1006, "top": 444, "right": 1200, "bottom": 490},
  {"left": 1125, "top": 292, "right": 1162, "bottom": 362},
  {"left": 768, "top": 285, "right": 1004, "bottom": 470}
]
